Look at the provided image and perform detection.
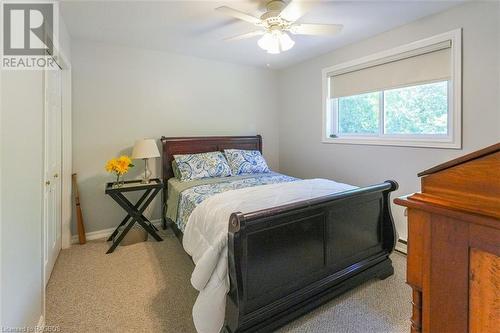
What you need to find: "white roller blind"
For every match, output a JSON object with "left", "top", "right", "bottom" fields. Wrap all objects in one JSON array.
[{"left": 330, "top": 41, "right": 452, "bottom": 98}]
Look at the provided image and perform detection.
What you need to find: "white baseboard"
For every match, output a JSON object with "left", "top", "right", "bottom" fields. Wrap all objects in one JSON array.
[
  {"left": 37, "top": 315, "right": 45, "bottom": 331},
  {"left": 71, "top": 219, "right": 162, "bottom": 244},
  {"left": 395, "top": 238, "right": 407, "bottom": 254}
]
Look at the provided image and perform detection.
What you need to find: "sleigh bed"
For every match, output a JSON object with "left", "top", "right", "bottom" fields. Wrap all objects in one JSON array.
[{"left": 161, "top": 135, "right": 398, "bottom": 333}]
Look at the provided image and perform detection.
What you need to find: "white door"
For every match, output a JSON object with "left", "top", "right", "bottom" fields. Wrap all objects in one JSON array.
[{"left": 43, "top": 65, "right": 62, "bottom": 284}]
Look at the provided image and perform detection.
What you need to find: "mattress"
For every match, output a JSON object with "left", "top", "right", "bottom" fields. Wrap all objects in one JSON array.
[{"left": 166, "top": 172, "right": 298, "bottom": 232}]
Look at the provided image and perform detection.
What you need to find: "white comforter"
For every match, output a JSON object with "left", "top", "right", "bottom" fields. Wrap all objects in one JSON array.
[{"left": 182, "top": 178, "right": 357, "bottom": 333}]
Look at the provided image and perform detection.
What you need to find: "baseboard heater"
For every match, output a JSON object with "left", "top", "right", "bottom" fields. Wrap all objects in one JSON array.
[{"left": 395, "top": 239, "right": 407, "bottom": 254}]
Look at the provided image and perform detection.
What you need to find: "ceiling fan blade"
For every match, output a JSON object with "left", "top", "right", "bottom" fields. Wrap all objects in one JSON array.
[
  {"left": 279, "top": 0, "right": 319, "bottom": 22},
  {"left": 215, "top": 6, "right": 261, "bottom": 24},
  {"left": 224, "top": 30, "right": 265, "bottom": 41},
  {"left": 291, "top": 24, "right": 343, "bottom": 36}
]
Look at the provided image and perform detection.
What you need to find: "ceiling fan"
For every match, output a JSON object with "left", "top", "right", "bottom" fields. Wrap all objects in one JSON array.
[{"left": 216, "top": 0, "right": 343, "bottom": 54}]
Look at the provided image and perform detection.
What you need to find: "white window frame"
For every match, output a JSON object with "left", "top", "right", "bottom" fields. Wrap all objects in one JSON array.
[{"left": 322, "top": 29, "right": 462, "bottom": 149}]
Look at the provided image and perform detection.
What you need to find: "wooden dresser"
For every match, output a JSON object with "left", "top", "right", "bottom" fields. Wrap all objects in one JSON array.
[{"left": 395, "top": 143, "right": 500, "bottom": 333}]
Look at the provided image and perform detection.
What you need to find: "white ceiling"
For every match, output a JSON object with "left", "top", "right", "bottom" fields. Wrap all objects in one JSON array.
[{"left": 61, "top": 1, "right": 462, "bottom": 69}]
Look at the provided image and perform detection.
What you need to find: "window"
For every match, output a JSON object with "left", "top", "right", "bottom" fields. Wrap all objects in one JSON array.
[
  {"left": 323, "top": 30, "right": 461, "bottom": 148},
  {"left": 337, "top": 91, "right": 379, "bottom": 135},
  {"left": 333, "top": 81, "right": 449, "bottom": 136},
  {"left": 384, "top": 81, "right": 448, "bottom": 135}
]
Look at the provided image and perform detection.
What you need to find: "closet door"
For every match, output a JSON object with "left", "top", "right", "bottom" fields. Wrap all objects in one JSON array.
[{"left": 43, "top": 66, "right": 62, "bottom": 284}]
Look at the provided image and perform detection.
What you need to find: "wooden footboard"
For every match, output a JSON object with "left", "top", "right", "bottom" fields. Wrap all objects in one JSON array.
[{"left": 224, "top": 180, "right": 398, "bottom": 333}]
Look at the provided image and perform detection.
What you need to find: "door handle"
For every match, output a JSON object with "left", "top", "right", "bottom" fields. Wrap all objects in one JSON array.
[
  {"left": 53, "top": 173, "right": 59, "bottom": 178},
  {"left": 45, "top": 180, "right": 51, "bottom": 185}
]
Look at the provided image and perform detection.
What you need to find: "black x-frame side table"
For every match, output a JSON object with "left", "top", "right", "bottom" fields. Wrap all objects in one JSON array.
[{"left": 105, "top": 178, "right": 164, "bottom": 254}]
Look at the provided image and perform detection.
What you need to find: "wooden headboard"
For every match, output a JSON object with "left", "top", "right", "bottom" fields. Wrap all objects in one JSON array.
[{"left": 160, "top": 135, "right": 262, "bottom": 182}]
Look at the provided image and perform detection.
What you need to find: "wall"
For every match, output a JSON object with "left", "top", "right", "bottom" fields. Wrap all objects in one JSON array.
[
  {"left": 58, "top": 18, "right": 73, "bottom": 249},
  {"left": 277, "top": 1, "right": 500, "bottom": 242},
  {"left": 0, "top": 54, "right": 2, "bottom": 329},
  {"left": 1, "top": 70, "right": 45, "bottom": 328},
  {"left": 0, "top": 10, "right": 72, "bottom": 328},
  {"left": 71, "top": 41, "right": 280, "bottom": 234}
]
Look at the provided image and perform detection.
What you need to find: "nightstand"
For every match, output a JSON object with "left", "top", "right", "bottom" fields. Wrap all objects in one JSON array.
[{"left": 105, "top": 178, "right": 163, "bottom": 253}]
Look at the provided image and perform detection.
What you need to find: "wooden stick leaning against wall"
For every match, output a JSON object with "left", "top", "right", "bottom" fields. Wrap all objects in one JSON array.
[{"left": 72, "top": 173, "right": 86, "bottom": 244}]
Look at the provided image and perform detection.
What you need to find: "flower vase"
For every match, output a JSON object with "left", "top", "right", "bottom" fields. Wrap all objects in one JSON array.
[{"left": 114, "top": 174, "right": 124, "bottom": 188}]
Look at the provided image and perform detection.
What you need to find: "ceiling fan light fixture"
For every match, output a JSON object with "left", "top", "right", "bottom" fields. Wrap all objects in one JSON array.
[
  {"left": 258, "top": 31, "right": 279, "bottom": 53},
  {"left": 278, "top": 31, "right": 295, "bottom": 51},
  {"left": 257, "top": 30, "right": 295, "bottom": 54},
  {"left": 218, "top": 1, "right": 343, "bottom": 55}
]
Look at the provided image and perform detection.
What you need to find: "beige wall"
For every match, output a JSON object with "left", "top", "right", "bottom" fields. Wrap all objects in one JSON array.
[
  {"left": 1, "top": 71, "right": 45, "bottom": 328},
  {"left": 277, "top": 1, "right": 500, "bottom": 241},
  {"left": 72, "top": 2, "right": 500, "bottom": 242},
  {"left": 71, "top": 40, "right": 280, "bottom": 233}
]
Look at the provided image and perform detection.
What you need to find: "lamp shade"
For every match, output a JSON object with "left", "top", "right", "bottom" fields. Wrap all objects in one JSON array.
[{"left": 131, "top": 139, "right": 160, "bottom": 159}]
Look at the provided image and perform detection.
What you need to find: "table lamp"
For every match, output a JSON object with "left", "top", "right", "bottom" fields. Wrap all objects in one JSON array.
[{"left": 131, "top": 139, "right": 161, "bottom": 184}]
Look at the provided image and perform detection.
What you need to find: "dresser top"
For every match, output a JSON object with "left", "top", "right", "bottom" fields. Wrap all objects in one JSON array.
[
  {"left": 418, "top": 142, "right": 500, "bottom": 177},
  {"left": 396, "top": 142, "right": 500, "bottom": 222}
]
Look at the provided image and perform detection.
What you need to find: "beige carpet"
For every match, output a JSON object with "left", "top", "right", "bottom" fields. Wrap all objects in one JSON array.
[{"left": 46, "top": 229, "right": 411, "bottom": 333}]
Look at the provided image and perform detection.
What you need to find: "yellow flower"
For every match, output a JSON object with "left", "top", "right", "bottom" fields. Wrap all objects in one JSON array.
[
  {"left": 115, "top": 163, "right": 127, "bottom": 175},
  {"left": 105, "top": 159, "right": 118, "bottom": 173},
  {"left": 118, "top": 155, "right": 132, "bottom": 166},
  {"left": 117, "top": 156, "right": 132, "bottom": 174},
  {"left": 105, "top": 155, "right": 134, "bottom": 176}
]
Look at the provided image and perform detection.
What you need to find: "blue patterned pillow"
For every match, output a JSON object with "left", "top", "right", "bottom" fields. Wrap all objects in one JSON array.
[
  {"left": 174, "top": 152, "right": 232, "bottom": 181},
  {"left": 172, "top": 160, "right": 181, "bottom": 179},
  {"left": 224, "top": 149, "right": 270, "bottom": 175}
]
